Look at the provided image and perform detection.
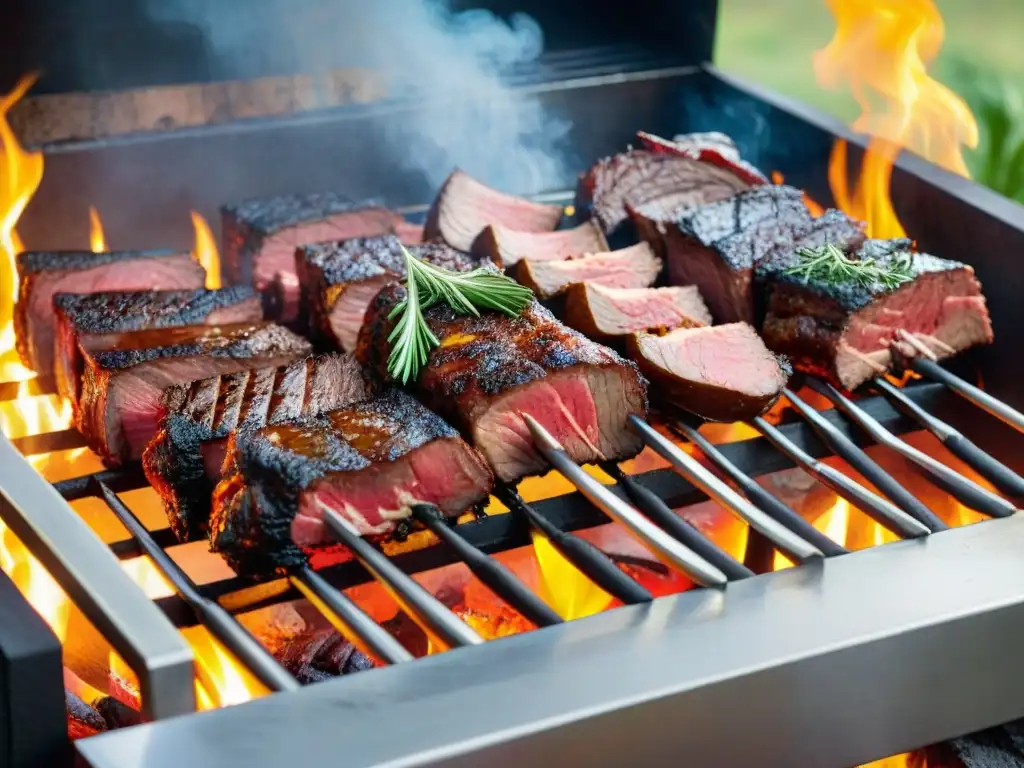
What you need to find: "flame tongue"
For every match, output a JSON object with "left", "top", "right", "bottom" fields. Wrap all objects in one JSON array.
[
  {"left": 816, "top": 0, "right": 979, "bottom": 238},
  {"left": 89, "top": 207, "right": 107, "bottom": 252},
  {"left": 531, "top": 530, "right": 613, "bottom": 620}
]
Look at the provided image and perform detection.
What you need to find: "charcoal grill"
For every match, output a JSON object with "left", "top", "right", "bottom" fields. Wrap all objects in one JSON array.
[{"left": 3, "top": 1, "right": 1024, "bottom": 766}]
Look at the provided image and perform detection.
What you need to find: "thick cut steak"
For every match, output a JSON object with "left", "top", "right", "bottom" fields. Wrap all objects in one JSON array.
[
  {"left": 14, "top": 250, "right": 205, "bottom": 373},
  {"left": 54, "top": 287, "right": 262, "bottom": 416},
  {"left": 760, "top": 239, "right": 994, "bottom": 390},
  {"left": 358, "top": 286, "right": 648, "bottom": 482},
  {"left": 473, "top": 221, "right": 607, "bottom": 267},
  {"left": 221, "top": 193, "right": 405, "bottom": 323},
  {"left": 78, "top": 322, "right": 311, "bottom": 465},
  {"left": 298, "top": 237, "right": 491, "bottom": 353},
  {"left": 209, "top": 389, "right": 493, "bottom": 579},
  {"left": 629, "top": 323, "right": 791, "bottom": 422},
  {"left": 575, "top": 149, "right": 753, "bottom": 244},
  {"left": 144, "top": 353, "right": 369, "bottom": 542},
  {"left": 517, "top": 242, "right": 661, "bottom": 300},
  {"left": 564, "top": 283, "right": 711, "bottom": 342},
  {"left": 638, "top": 131, "right": 769, "bottom": 187},
  {"left": 424, "top": 169, "right": 562, "bottom": 252}
]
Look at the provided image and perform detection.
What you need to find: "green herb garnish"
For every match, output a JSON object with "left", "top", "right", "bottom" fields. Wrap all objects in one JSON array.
[
  {"left": 783, "top": 243, "right": 914, "bottom": 290},
  {"left": 386, "top": 245, "right": 534, "bottom": 384}
]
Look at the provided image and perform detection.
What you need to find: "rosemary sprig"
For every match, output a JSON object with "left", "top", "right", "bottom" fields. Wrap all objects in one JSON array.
[
  {"left": 783, "top": 243, "right": 914, "bottom": 290},
  {"left": 386, "top": 245, "right": 534, "bottom": 384}
]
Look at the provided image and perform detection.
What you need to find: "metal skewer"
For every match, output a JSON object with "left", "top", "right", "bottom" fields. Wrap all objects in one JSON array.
[
  {"left": 784, "top": 387, "right": 948, "bottom": 532},
  {"left": 318, "top": 502, "right": 484, "bottom": 651},
  {"left": 751, "top": 418, "right": 931, "bottom": 539},
  {"left": 523, "top": 415, "right": 729, "bottom": 587},
  {"left": 872, "top": 377, "right": 1024, "bottom": 501},
  {"left": 806, "top": 379, "right": 1018, "bottom": 519},
  {"left": 93, "top": 479, "right": 300, "bottom": 694},
  {"left": 912, "top": 358, "right": 1024, "bottom": 435},
  {"left": 411, "top": 504, "right": 563, "bottom": 628},
  {"left": 628, "top": 416, "right": 825, "bottom": 564}
]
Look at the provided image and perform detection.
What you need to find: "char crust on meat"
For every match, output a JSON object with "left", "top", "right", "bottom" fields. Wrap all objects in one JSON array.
[
  {"left": 629, "top": 323, "right": 791, "bottom": 422},
  {"left": 424, "top": 169, "right": 563, "bottom": 252},
  {"left": 564, "top": 283, "right": 711, "bottom": 343},
  {"left": 638, "top": 131, "right": 769, "bottom": 187},
  {"left": 144, "top": 353, "right": 369, "bottom": 541},
  {"left": 209, "top": 389, "right": 493, "bottom": 579},
  {"left": 473, "top": 221, "right": 608, "bottom": 267},
  {"left": 298, "top": 236, "right": 493, "bottom": 353},
  {"left": 14, "top": 249, "right": 205, "bottom": 373},
  {"left": 760, "top": 239, "right": 994, "bottom": 390},
  {"left": 275, "top": 628, "right": 375, "bottom": 683},
  {"left": 54, "top": 286, "right": 262, "bottom": 415},
  {"left": 517, "top": 242, "right": 662, "bottom": 300},
  {"left": 78, "top": 322, "right": 311, "bottom": 465},
  {"left": 358, "top": 284, "right": 649, "bottom": 482}
]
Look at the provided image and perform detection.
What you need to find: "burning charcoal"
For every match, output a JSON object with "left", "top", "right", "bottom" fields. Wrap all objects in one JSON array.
[
  {"left": 275, "top": 628, "right": 376, "bottom": 684},
  {"left": 53, "top": 286, "right": 262, "bottom": 415},
  {"left": 93, "top": 696, "right": 143, "bottom": 730},
  {"left": 65, "top": 690, "right": 107, "bottom": 740},
  {"left": 144, "top": 353, "right": 369, "bottom": 542},
  {"left": 516, "top": 242, "right": 662, "bottom": 300},
  {"left": 919, "top": 725, "right": 1024, "bottom": 767},
  {"left": 14, "top": 249, "right": 206, "bottom": 373},
  {"left": 358, "top": 286, "right": 648, "bottom": 483},
  {"left": 564, "top": 283, "right": 711, "bottom": 344},
  {"left": 209, "top": 389, "right": 493, "bottom": 579}
]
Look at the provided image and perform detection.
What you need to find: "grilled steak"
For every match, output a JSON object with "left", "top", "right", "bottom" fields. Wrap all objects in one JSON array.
[
  {"left": 517, "top": 242, "right": 661, "bottom": 300},
  {"left": 54, "top": 287, "right": 262, "bottom": 416},
  {"left": 14, "top": 250, "right": 205, "bottom": 373},
  {"left": 221, "top": 193, "right": 404, "bottom": 323},
  {"left": 638, "top": 131, "right": 769, "bottom": 187},
  {"left": 575, "top": 150, "right": 753, "bottom": 244},
  {"left": 760, "top": 239, "right": 994, "bottom": 390},
  {"left": 473, "top": 221, "right": 607, "bottom": 267},
  {"left": 359, "top": 286, "right": 648, "bottom": 482},
  {"left": 78, "top": 322, "right": 311, "bottom": 465},
  {"left": 564, "top": 283, "right": 711, "bottom": 343},
  {"left": 209, "top": 389, "right": 493, "bottom": 578},
  {"left": 628, "top": 323, "right": 791, "bottom": 422},
  {"left": 275, "top": 628, "right": 375, "bottom": 683},
  {"left": 424, "top": 169, "right": 563, "bottom": 252},
  {"left": 662, "top": 189, "right": 866, "bottom": 324},
  {"left": 144, "top": 353, "right": 369, "bottom": 542},
  {"left": 298, "top": 237, "right": 490, "bottom": 353}
]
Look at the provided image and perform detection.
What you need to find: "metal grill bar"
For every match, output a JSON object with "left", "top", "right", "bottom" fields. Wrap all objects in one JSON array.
[
  {"left": 0, "top": 374, "right": 56, "bottom": 402},
  {"left": 93, "top": 479, "right": 301, "bottom": 694},
  {"left": 913, "top": 359, "right": 1024, "bottom": 434}
]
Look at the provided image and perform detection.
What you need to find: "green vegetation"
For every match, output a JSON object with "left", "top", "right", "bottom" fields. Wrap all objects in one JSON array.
[{"left": 715, "top": 0, "right": 1024, "bottom": 202}]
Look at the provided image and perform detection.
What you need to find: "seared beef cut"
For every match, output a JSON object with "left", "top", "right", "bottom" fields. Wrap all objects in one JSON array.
[
  {"left": 760, "top": 239, "right": 994, "bottom": 390},
  {"left": 209, "top": 389, "right": 493, "bottom": 578},
  {"left": 358, "top": 286, "right": 648, "bottom": 482},
  {"left": 638, "top": 131, "right": 769, "bottom": 187},
  {"left": 517, "top": 242, "right": 661, "bottom": 300},
  {"left": 145, "top": 353, "right": 369, "bottom": 541},
  {"left": 564, "top": 283, "right": 711, "bottom": 342},
  {"left": 298, "top": 237, "right": 490, "bottom": 353},
  {"left": 393, "top": 220, "right": 425, "bottom": 245},
  {"left": 275, "top": 628, "right": 375, "bottom": 683},
  {"left": 473, "top": 221, "right": 607, "bottom": 267},
  {"left": 221, "top": 193, "right": 404, "bottom": 322},
  {"left": 663, "top": 190, "right": 866, "bottom": 324},
  {"left": 54, "top": 286, "right": 262, "bottom": 415},
  {"left": 78, "top": 322, "right": 310, "bottom": 465},
  {"left": 14, "top": 249, "right": 205, "bottom": 373},
  {"left": 424, "top": 169, "right": 563, "bottom": 252},
  {"left": 575, "top": 149, "right": 754, "bottom": 244},
  {"left": 629, "top": 323, "right": 791, "bottom": 422}
]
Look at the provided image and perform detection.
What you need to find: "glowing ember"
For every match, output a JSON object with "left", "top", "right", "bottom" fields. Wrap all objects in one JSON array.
[
  {"left": 88, "top": 207, "right": 107, "bottom": 252},
  {"left": 191, "top": 211, "right": 221, "bottom": 289},
  {"left": 531, "top": 530, "right": 613, "bottom": 620},
  {"left": 816, "top": 0, "right": 978, "bottom": 238},
  {"left": 774, "top": 499, "right": 851, "bottom": 571}
]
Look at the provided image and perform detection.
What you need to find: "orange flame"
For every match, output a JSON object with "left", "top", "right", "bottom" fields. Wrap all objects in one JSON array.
[
  {"left": 816, "top": 0, "right": 978, "bottom": 238},
  {"left": 0, "top": 517, "right": 71, "bottom": 641},
  {"left": 88, "top": 207, "right": 107, "bottom": 252},
  {"left": 774, "top": 499, "right": 851, "bottom": 571},
  {"left": 532, "top": 530, "right": 613, "bottom": 620},
  {"left": 190, "top": 212, "right": 221, "bottom": 289}
]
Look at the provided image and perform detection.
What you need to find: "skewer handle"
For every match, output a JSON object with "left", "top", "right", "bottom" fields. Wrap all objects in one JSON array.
[{"left": 913, "top": 358, "right": 1024, "bottom": 435}]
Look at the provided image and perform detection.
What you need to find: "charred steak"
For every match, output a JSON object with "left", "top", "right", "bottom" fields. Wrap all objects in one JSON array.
[
  {"left": 78, "top": 322, "right": 311, "bottom": 465},
  {"left": 209, "top": 389, "right": 493, "bottom": 579},
  {"left": 14, "top": 250, "right": 205, "bottom": 373},
  {"left": 221, "top": 193, "right": 405, "bottom": 323},
  {"left": 629, "top": 323, "right": 791, "bottom": 422},
  {"left": 358, "top": 286, "right": 648, "bottom": 482},
  {"left": 144, "top": 353, "right": 369, "bottom": 542},
  {"left": 54, "top": 287, "right": 262, "bottom": 416},
  {"left": 564, "top": 283, "right": 711, "bottom": 343},
  {"left": 760, "top": 239, "right": 994, "bottom": 390},
  {"left": 473, "top": 221, "right": 607, "bottom": 267},
  {"left": 424, "top": 169, "right": 563, "bottom": 252},
  {"left": 275, "top": 628, "right": 374, "bottom": 683},
  {"left": 517, "top": 242, "right": 662, "bottom": 300},
  {"left": 298, "top": 237, "right": 492, "bottom": 353}
]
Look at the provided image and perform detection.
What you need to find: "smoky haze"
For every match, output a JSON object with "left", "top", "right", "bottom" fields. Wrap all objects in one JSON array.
[{"left": 143, "top": 0, "right": 573, "bottom": 193}]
